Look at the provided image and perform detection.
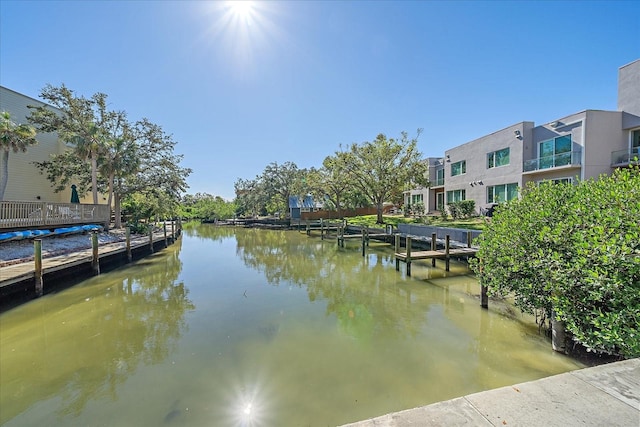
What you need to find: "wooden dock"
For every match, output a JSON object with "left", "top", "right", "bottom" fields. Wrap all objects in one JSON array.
[
  {"left": 0, "top": 224, "right": 180, "bottom": 298},
  {"left": 394, "top": 233, "right": 477, "bottom": 275}
]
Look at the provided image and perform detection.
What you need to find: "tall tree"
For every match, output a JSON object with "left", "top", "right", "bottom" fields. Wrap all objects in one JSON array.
[
  {"left": 119, "top": 118, "right": 191, "bottom": 222},
  {"left": 343, "top": 130, "right": 429, "bottom": 223},
  {"left": 0, "top": 111, "right": 38, "bottom": 200},
  {"left": 99, "top": 113, "right": 138, "bottom": 228},
  {"left": 28, "top": 84, "right": 110, "bottom": 204},
  {"left": 234, "top": 177, "right": 266, "bottom": 217},
  {"left": 307, "top": 155, "right": 351, "bottom": 218},
  {"left": 261, "top": 161, "right": 304, "bottom": 218}
]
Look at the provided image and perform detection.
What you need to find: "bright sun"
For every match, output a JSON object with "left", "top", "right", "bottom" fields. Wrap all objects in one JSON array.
[{"left": 228, "top": 1, "right": 253, "bottom": 20}]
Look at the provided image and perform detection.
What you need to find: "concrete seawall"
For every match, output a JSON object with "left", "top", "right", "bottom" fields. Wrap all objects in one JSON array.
[{"left": 342, "top": 358, "right": 639, "bottom": 426}]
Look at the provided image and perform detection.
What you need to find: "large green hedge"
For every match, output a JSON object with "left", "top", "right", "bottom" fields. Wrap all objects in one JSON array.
[{"left": 470, "top": 165, "right": 640, "bottom": 358}]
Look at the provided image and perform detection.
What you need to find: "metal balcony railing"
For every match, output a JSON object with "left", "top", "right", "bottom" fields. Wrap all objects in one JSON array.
[
  {"left": 523, "top": 150, "right": 582, "bottom": 172},
  {"left": 611, "top": 147, "right": 640, "bottom": 165},
  {"left": 0, "top": 201, "right": 109, "bottom": 230}
]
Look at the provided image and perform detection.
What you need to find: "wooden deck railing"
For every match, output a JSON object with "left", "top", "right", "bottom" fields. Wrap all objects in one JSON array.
[{"left": 0, "top": 201, "right": 109, "bottom": 230}]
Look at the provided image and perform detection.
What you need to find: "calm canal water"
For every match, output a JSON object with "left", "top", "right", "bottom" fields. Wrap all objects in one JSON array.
[{"left": 0, "top": 224, "right": 584, "bottom": 426}]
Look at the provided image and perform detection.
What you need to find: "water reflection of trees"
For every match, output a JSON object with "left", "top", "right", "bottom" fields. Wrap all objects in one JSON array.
[
  {"left": 233, "top": 228, "right": 429, "bottom": 341},
  {"left": 182, "top": 221, "right": 237, "bottom": 241},
  {"left": 0, "top": 240, "right": 194, "bottom": 424}
]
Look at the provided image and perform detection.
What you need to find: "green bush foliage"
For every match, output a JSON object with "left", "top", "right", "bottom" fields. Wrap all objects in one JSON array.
[
  {"left": 470, "top": 166, "right": 640, "bottom": 358},
  {"left": 448, "top": 200, "right": 475, "bottom": 219}
]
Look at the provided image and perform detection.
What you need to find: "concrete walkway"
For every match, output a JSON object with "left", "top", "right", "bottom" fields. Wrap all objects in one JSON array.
[{"left": 342, "top": 358, "right": 639, "bottom": 427}]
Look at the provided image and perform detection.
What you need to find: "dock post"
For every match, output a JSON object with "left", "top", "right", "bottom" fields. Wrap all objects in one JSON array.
[
  {"left": 91, "top": 231, "right": 100, "bottom": 275},
  {"left": 149, "top": 225, "right": 154, "bottom": 253},
  {"left": 126, "top": 226, "right": 132, "bottom": 262},
  {"left": 431, "top": 232, "right": 437, "bottom": 267},
  {"left": 34, "top": 239, "right": 43, "bottom": 296},
  {"left": 481, "top": 285, "right": 489, "bottom": 308},
  {"left": 321, "top": 218, "right": 324, "bottom": 240},
  {"left": 361, "top": 229, "right": 366, "bottom": 257},
  {"left": 171, "top": 220, "right": 175, "bottom": 241},
  {"left": 394, "top": 234, "right": 400, "bottom": 271},
  {"left": 365, "top": 229, "right": 370, "bottom": 247},
  {"left": 306, "top": 220, "right": 310, "bottom": 236},
  {"left": 445, "top": 235, "right": 450, "bottom": 272},
  {"left": 163, "top": 221, "right": 168, "bottom": 248},
  {"left": 467, "top": 231, "right": 472, "bottom": 248},
  {"left": 406, "top": 237, "right": 412, "bottom": 276}
]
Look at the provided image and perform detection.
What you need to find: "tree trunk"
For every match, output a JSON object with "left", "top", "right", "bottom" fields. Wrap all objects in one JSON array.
[
  {"left": 91, "top": 152, "right": 98, "bottom": 205},
  {"left": 114, "top": 193, "right": 122, "bottom": 229},
  {"left": 104, "top": 174, "right": 114, "bottom": 231},
  {"left": 376, "top": 201, "right": 384, "bottom": 224},
  {"left": 0, "top": 150, "right": 9, "bottom": 201}
]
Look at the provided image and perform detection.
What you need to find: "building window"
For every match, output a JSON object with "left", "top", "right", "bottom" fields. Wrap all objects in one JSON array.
[
  {"left": 411, "top": 194, "right": 423, "bottom": 205},
  {"left": 435, "top": 168, "right": 445, "bottom": 186},
  {"left": 446, "top": 189, "right": 466, "bottom": 203},
  {"left": 487, "top": 183, "right": 518, "bottom": 204},
  {"left": 632, "top": 129, "right": 640, "bottom": 153},
  {"left": 436, "top": 193, "right": 444, "bottom": 211},
  {"left": 487, "top": 147, "right": 510, "bottom": 169},
  {"left": 538, "top": 177, "right": 573, "bottom": 185},
  {"left": 451, "top": 160, "right": 466, "bottom": 176},
  {"left": 539, "top": 135, "right": 571, "bottom": 169}
]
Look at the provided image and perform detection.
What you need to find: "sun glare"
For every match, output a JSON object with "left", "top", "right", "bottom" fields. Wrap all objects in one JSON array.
[{"left": 228, "top": 1, "right": 254, "bottom": 24}]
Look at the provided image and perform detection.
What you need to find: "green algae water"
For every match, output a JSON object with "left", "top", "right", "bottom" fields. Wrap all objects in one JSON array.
[{"left": 0, "top": 224, "right": 584, "bottom": 426}]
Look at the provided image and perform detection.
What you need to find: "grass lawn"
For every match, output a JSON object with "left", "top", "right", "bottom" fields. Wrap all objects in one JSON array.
[{"left": 345, "top": 215, "right": 487, "bottom": 231}]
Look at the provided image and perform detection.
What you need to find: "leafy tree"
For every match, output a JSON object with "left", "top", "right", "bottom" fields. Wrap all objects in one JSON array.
[
  {"left": 260, "top": 161, "right": 305, "bottom": 218},
  {"left": 30, "top": 85, "right": 190, "bottom": 227},
  {"left": 0, "top": 111, "right": 38, "bottom": 200},
  {"left": 115, "top": 118, "right": 190, "bottom": 225},
  {"left": 234, "top": 177, "right": 266, "bottom": 217},
  {"left": 307, "top": 155, "right": 351, "bottom": 218},
  {"left": 471, "top": 166, "right": 640, "bottom": 358},
  {"left": 28, "top": 84, "right": 110, "bottom": 204},
  {"left": 343, "top": 130, "right": 429, "bottom": 223},
  {"left": 179, "top": 193, "right": 236, "bottom": 221}
]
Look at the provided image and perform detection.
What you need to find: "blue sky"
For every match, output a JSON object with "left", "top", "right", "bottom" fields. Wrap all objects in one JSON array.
[{"left": 1, "top": 1, "right": 638, "bottom": 200}]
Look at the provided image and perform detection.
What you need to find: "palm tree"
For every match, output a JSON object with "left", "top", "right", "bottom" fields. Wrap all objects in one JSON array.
[{"left": 0, "top": 111, "right": 38, "bottom": 200}]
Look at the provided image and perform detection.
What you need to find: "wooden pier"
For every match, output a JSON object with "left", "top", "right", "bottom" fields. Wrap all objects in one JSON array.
[
  {"left": 394, "top": 233, "right": 478, "bottom": 275},
  {"left": 0, "top": 222, "right": 181, "bottom": 299}
]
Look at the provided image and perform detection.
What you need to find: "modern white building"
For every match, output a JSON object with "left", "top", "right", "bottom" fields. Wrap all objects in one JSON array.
[{"left": 406, "top": 59, "right": 640, "bottom": 215}]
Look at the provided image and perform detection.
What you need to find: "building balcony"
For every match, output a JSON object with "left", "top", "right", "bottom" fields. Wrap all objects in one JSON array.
[
  {"left": 611, "top": 147, "right": 640, "bottom": 166},
  {"left": 432, "top": 177, "right": 445, "bottom": 187},
  {"left": 523, "top": 151, "right": 582, "bottom": 173}
]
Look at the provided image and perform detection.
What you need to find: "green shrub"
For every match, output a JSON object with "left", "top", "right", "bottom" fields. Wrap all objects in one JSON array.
[
  {"left": 471, "top": 166, "right": 640, "bottom": 358},
  {"left": 448, "top": 200, "right": 475, "bottom": 219}
]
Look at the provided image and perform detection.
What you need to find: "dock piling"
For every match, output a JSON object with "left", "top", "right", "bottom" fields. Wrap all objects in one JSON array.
[
  {"left": 149, "top": 225, "right": 154, "bottom": 253},
  {"left": 395, "top": 234, "right": 400, "bottom": 271},
  {"left": 91, "top": 231, "right": 100, "bottom": 275},
  {"left": 164, "top": 222, "right": 168, "bottom": 248},
  {"left": 406, "top": 237, "right": 412, "bottom": 276},
  {"left": 431, "top": 232, "right": 437, "bottom": 267},
  {"left": 481, "top": 285, "right": 489, "bottom": 308},
  {"left": 126, "top": 226, "right": 132, "bottom": 262},
  {"left": 34, "top": 239, "right": 43, "bottom": 296},
  {"left": 445, "top": 235, "right": 450, "bottom": 271}
]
